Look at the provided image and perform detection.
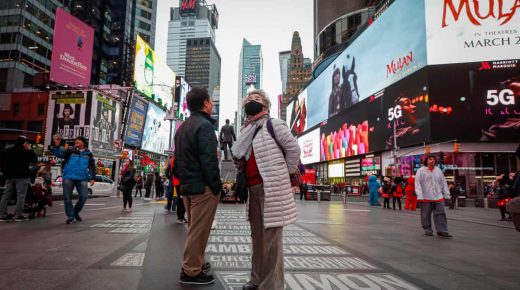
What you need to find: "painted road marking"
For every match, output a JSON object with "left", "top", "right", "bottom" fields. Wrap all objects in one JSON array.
[
  {"left": 110, "top": 253, "right": 145, "bottom": 267},
  {"left": 91, "top": 214, "right": 153, "bottom": 234},
  {"left": 297, "top": 219, "right": 343, "bottom": 225},
  {"left": 208, "top": 236, "right": 329, "bottom": 245}
]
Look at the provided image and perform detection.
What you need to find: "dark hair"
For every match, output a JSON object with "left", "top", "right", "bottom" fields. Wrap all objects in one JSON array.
[
  {"left": 75, "top": 136, "right": 88, "bottom": 147},
  {"left": 225, "top": 119, "right": 230, "bottom": 124},
  {"left": 63, "top": 104, "right": 74, "bottom": 115},
  {"left": 186, "top": 87, "right": 210, "bottom": 112},
  {"left": 16, "top": 135, "right": 28, "bottom": 146},
  {"left": 422, "top": 154, "right": 437, "bottom": 166}
]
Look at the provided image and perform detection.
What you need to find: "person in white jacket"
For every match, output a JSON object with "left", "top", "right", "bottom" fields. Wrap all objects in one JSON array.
[{"left": 415, "top": 154, "right": 452, "bottom": 238}]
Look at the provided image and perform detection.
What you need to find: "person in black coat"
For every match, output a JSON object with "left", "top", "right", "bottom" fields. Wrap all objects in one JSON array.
[
  {"left": 120, "top": 159, "right": 136, "bottom": 212},
  {"left": 299, "top": 183, "right": 308, "bottom": 200}
]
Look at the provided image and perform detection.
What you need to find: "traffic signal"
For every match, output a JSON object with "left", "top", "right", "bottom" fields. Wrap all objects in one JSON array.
[
  {"left": 36, "top": 134, "right": 41, "bottom": 144},
  {"left": 121, "top": 150, "right": 128, "bottom": 159},
  {"left": 453, "top": 143, "right": 460, "bottom": 153},
  {"left": 425, "top": 146, "right": 431, "bottom": 154}
]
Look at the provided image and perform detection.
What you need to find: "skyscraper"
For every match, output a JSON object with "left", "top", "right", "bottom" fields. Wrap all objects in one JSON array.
[
  {"left": 281, "top": 31, "right": 311, "bottom": 122},
  {"left": 279, "top": 50, "right": 291, "bottom": 95},
  {"left": 236, "top": 39, "right": 262, "bottom": 131},
  {"left": 166, "top": 0, "right": 220, "bottom": 96},
  {"left": 135, "top": 0, "right": 157, "bottom": 47}
]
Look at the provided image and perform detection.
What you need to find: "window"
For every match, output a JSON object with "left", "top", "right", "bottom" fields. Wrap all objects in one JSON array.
[
  {"left": 0, "top": 121, "right": 23, "bottom": 130},
  {"left": 27, "top": 121, "right": 42, "bottom": 133},
  {"left": 37, "top": 103, "right": 45, "bottom": 116},
  {"left": 13, "top": 103, "right": 20, "bottom": 116}
]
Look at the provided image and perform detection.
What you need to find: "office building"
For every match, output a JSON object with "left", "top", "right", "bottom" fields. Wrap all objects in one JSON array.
[
  {"left": 279, "top": 50, "right": 291, "bottom": 95},
  {"left": 236, "top": 38, "right": 262, "bottom": 131},
  {"left": 135, "top": 0, "right": 157, "bottom": 47}
]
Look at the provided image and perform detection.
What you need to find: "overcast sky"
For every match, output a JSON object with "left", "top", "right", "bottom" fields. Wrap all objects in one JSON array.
[{"left": 154, "top": 0, "right": 314, "bottom": 129}]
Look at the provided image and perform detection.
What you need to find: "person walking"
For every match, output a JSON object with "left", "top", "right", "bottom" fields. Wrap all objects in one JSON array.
[
  {"left": 299, "top": 182, "right": 308, "bottom": 200},
  {"left": 219, "top": 119, "right": 236, "bottom": 161},
  {"left": 404, "top": 176, "right": 417, "bottom": 211},
  {"left": 448, "top": 183, "right": 458, "bottom": 210},
  {"left": 0, "top": 136, "right": 37, "bottom": 221},
  {"left": 174, "top": 87, "right": 222, "bottom": 285},
  {"left": 120, "top": 159, "right": 136, "bottom": 213},
  {"left": 50, "top": 135, "right": 96, "bottom": 224},
  {"left": 415, "top": 154, "right": 452, "bottom": 238},
  {"left": 232, "top": 89, "right": 301, "bottom": 290},
  {"left": 367, "top": 175, "right": 381, "bottom": 206},
  {"left": 144, "top": 172, "right": 154, "bottom": 200},
  {"left": 154, "top": 172, "right": 164, "bottom": 200},
  {"left": 495, "top": 173, "right": 513, "bottom": 221},
  {"left": 134, "top": 174, "right": 143, "bottom": 197},
  {"left": 391, "top": 177, "right": 404, "bottom": 211}
]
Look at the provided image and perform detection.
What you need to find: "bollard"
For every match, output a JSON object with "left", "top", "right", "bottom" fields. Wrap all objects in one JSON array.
[
  {"left": 455, "top": 197, "right": 459, "bottom": 209},
  {"left": 484, "top": 197, "right": 488, "bottom": 210},
  {"left": 342, "top": 192, "right": 347, "bottom": 205},
  {"left": 317, "top": 190, "right": 321, "bottom": 203}
]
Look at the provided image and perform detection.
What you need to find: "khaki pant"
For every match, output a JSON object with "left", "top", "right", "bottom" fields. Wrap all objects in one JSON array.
[
  {"left": 248, "top": 183, "right": 284, "bottom": 290},
  {"left": 182, "top": 187, "right": 219, "bottom": 276}
]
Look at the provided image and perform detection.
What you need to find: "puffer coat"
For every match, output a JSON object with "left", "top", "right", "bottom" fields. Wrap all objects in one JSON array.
[{"left": 249, "top": 117, "right": 301, "bottom": 228}]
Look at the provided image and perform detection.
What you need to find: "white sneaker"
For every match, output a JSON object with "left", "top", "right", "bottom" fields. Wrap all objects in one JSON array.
[{"left": 211, "top": 219, "right": 217, "bottom": 230}]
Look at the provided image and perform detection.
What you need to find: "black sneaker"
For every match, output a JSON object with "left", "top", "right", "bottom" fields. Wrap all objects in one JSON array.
[
  {"left": 14, "top": 216, "right": 29, "bottom": 221},
  {"left": 202, "top": 261, "right": 211, "bottom": 271},
  {"left": 74, "top": 214, "right": 82, "bottom": 222},
  {"left": 66, "top": 218, "right": 74, "bottom": 224},
  {"left": 437, "top": 232, "right": 453, "bottom": 238},
  {"left": 179, "top": 270, "right": 215, "bottom": 285}
]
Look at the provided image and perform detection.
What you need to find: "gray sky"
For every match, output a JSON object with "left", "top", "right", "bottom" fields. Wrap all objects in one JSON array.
[{"left": 154, "top": 0, "right": 314, "bottom": 129}]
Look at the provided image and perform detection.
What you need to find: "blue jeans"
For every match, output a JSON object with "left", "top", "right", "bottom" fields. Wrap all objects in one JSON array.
[
  {"left": 63, "top": 179, "right": 88, "bottom": 220},
  {"left": 0, "top": 178, "right": 30, "bottom": 218},
  {"left": 165, "top": 183, "right": 175, "bottom": 211}
]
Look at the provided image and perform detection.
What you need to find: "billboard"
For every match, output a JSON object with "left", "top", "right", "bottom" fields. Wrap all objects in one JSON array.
[
  {"left": 298, "top": 128, "right": 320, "bottom": 165},
  {"left": 45, "top": 91, "right": 93, "bottom": 148},
  {"left": 141, "top": 103, "right": 170, "bottom": 154},
  {"left": 50, "top": 8, "right": 94, "bottom": 87},
  {"left": 367, "top": 68, "right": 431, "bottom": 151},
  {"left": 306, "top": 0, "right": 427, "bottom": 130},
  {"left": 425, "top": 0, "right": 520, "bottom": 65},
  {"left": 177, "top": 77, "right": 191, "bottom": 121},
  {"left": 429, "top": 59, "right": 520, "bottom": 142},
  {"left": 90, "top": 93, "right": 122, "bottom": 156},
  {"left": 124, "top": 96, "right": 149, "bottom": 147},
  {"left": 287, "top": 89, "right": 308, "bottom": 135},
  {"left": 361, "top": 155, "right": 382, "bottom": 176}
]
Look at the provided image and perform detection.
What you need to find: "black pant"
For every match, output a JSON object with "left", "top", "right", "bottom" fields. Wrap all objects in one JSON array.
[
  {"left": 392, "top": 197, "right": 401, "bottom": 210},
  {"left": 145, "top": 187, "right": 151, "bottom": 198},
  {"left": 300, "top": 191, "right": 306, "bottom": 200},
  {"left": 134, "top": 186, "right": 142, "bottom": 197},
  {"left": 449, "top": 196, "right": 457, "bottom": 209},
  {"left": 176, "top": 186, "right": 186, "bottom": 220},
  {"left": 221, "top": 142, "right": 232, "bottom": 160},
  {"left": 123, "top": 187, "right": 133, "bottom": 208},
  {"left": 383, "top": 198, "right": 390, "bottom": 208},
  {"left": 499, "top": 206, "right": 511, "bottom": 219}
]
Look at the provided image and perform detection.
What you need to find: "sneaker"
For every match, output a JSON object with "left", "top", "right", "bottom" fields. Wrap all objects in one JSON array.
[
  {"left": 0, "top": 216, "right": 12, "bottom": 222},
  {"left": 74, "top": 214, "right": 82, "bottom": 222},
  {"left": 179, "top": 270, "right": 215, "bottom": 285},
  {"left": 202, "top": 261, "right": 211, "bottom": 271},
  {"left": 424, "top": 231, "right": 433, "bottom": 236},
  {"left": 437, "top": 232, "right": 452, "bottom": 238},
  {"left": 66, "top": 218, "right": 74, "bottom": 224},
  {"left": 14, "top": 216, "right": 29, "bottom": 221}
]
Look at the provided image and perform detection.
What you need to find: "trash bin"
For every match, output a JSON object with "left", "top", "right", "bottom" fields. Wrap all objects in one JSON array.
[{"left": 506, "top": 197, "right": 520, "bottom": 232}]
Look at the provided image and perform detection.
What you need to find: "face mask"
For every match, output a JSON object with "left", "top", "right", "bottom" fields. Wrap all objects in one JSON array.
[{"left": 244, "top": 100, "right": 264, "bottom": 115}]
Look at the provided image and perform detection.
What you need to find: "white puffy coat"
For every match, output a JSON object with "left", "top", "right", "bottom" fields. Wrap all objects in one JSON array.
[{"left": 248, "top": 118, "right": 301, "bottom": 228}]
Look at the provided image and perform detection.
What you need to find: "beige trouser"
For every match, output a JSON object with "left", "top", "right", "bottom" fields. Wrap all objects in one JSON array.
[
  {"left": 248, "top": 183, "right": 284, "bottom": 290},
  {"left": 182, "top": 187, "right": 219, "bottom": 276}
]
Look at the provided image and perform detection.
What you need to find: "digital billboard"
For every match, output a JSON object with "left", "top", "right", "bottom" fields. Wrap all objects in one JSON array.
[
  {"left": 306, "top": 0, "right": 427, "bottom": 130},
  {"left": 177, "top": 77, "right": 191, "bottom": 121},
  {"left": 425, "top": 0, "right": 520, "bottom": 65},
  {"left": 287, "top": 89, "right": 308, "bottom": 135},
  {"left": 298, "top": 128, "right": 320, "bottom": 165},
  {"left": 429, "top": 59, "right": 520, "bottom": 142},
  {"left": 141, "top": 103, "right": 170, "bottom": 154},
  {"left": 124, "top": 96, "right": 149, "bottom": 147},
  {"left": 90, "top": 93, "right": 122, "bottom": 156},
  {"left": 50, "top": 8, "right": 94, "bottom": 87}
]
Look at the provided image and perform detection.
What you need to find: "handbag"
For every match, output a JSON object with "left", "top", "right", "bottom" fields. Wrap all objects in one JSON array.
[
  {"left": 235, "top": 170, "right": 248, "bottom": 203},
  {"left": 266, "top": 118, "right": 303, "bottom": 187}
]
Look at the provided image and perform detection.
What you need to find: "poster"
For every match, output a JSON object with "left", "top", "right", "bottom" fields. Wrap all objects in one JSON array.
[
  {"left": 287, "top": 89, "right": 308, "bottom": 136},
  {"left": 177, "top": 77, "right": 191, "bottom": 121},
  {"left": 124, "top": 96, "right": 149, "bottom": 147},
  {"left": 425, "top": 0, "right": 520, "bottom": 65},
  {"left": 45, "top": 90, "right": 92, "bottom": 148},
  {"left": 90, "top": 93, "right": 122, "bottom": 156},
  {"left": 50, "top": 8, "right": 94, "bottom": 87},
  {"left": 134, "top": 35, "right": 155, "bottom": 98},
  {"left": 298, "top": 128, "right": 320, "bottom": 165},
  {"left": 141, "top": 103, "right": 170, "bottom": 154}
]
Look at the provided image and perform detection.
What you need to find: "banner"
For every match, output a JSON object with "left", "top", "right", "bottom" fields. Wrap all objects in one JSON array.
[
  {"left": 124, "top": 96, "right": 149, "bottom": 147},
  {"left": 45, "top": 90, "right": 93, "bottom": 148},
  {"left": 90, "top": 93, "right": 122, "bottom": 156},
  {"left": 425, "top": 0, "right": 520, "bottom": 65},
  {"left": 287, "top": 89, "right": 308, "bottom": 136},
  {"left": 50, "top": 8, "right": 94, "bottom": 87},
  {"left": 141, "top": 103, "right": 170, "bottom": 154},
  {"left": 177, "top": 77, "right": 191, "bottom": 120},
  {"left": 298, "top": 128, "right": 320, "bottom": 165}
]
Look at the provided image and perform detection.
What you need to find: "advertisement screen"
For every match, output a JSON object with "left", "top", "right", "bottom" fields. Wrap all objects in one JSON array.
[
  {"left": 306, "top": 0, "right": 427, "bottom": 130},
  {"left": 367, "top": 68, "right": 431, "bottom": 152},
  {"left": 298, "top": 128, "right": 320, "bottom": 165},
  {"left": 429, "top": 59, "right": 520, "bottom": 142},
  {"left": 361, "top": 155, "right": 382, "bottom": 176},
  {"left": 50, "top": 8, "right": 94, "bottom": 87},
  {"left": 90, "top": 93, "right": 122, "bottom": 156},
  {"left": 328, "top": 163, "right": 345, "bottom": 178},
  {"left": 425, "top": 0, "right": 520, "bottom": 65},
  {"left": 153, "top": 61, "right": 175, "bottom": 109},
  {"left": 45, "top": 90, "right": 93, "bottom": 148},
  {"left": 124, "top": 96, "right": 149, "bottom": 147},
  {"left": 141, "top": 103, "right": 170, "bottom": 154},
  {"left": 287, "top": 89, "right": 308, "bottom": 135},
  {"left": 177, "top": 77, "right": 191, "bottom": 120},
  {"left": 319, "top": 100, "right": 370, "bottom": 161}
]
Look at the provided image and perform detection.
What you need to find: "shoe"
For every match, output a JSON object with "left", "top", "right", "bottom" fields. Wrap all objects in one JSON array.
[
  {"left": 242, "top": 281, "right": 259, "bottom": 290},
  {"left": 74, "top": 214, "right": 82, "bottom": 222},
  {"left": 0, "top": 216, "right": 12, "bottom": 222},
  {"left": 66, "top": 218, "right": 74, "bottom": 224},
  {"left": 424, "top": 231, "right": 433, "bottom": 236},
  {"left": 14, "top": 216, "right": 29, "bottom": 221},
  {"left": 437, "top": 232, "right": 452, "bottom": 238},
  {"left": 177, "top": 219, "right": 187, "bottom": 224},
  {"left": 179, "top": 270, "right": 215, "bottom": 285},
  {"left": 202, "top": 261, "right": 211, "bottom": 271},
  {"left": 498, "top": 218, "right": 507, "bottom": 221},
  {"left": 126, "top": 208, "right": 132, "bottom": 213}
]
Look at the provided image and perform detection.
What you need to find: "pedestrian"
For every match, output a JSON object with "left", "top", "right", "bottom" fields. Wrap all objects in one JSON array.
[
  {"left": 219, "top": 119, "right": 236, "bottom": 161},
  {"left": 120, "top": 159, "right": 136, "bottom": 213},
  {"left": 144, "top": 172, "right": 153, "bottom": 200},
  {"left": 404, "top": 176, "right": 417, "bottom": 211},
  {"left": 174, "top": 87, "right": 222, "bottom": 285},
  {"left": 231, "top": 89, "right": 301, "bottom": 290},
  {"left": 415, "top": 154, "right": 452, "bottom": 238},
  {"left": 134, "top": 173, "right": 143, "bottom": 197},
  {"left": 391, "top": 177, "right": 403, "bottom": 211},
  {"left": 381, "top": 176, "right": 392, "bottom": 209},
  {"left": 154, "top": 172, "right": 163, "bottom": 200},
  {"left": 495, "top": 173, "right": 513, "bottom": 221},
  {"left": 367, "top": 175, "right": 381, "bottom": 206},
  {"left": 37, "top": 163, "right": 53, "bottom": 196},
  {"left": 0, "top": 136, "right": 37, "bottom": 221},
  {"left": 50, "top": 135, "right": 96, "bottom": 224},
  {"left": 448, "top": 183, "right": 458, "bottom": 210},
  {"left": 299, "top": 182, "right": 308, "bottom": 200},
  {"left": 166, "top": 155, "right": 186, "bottom": 223}
]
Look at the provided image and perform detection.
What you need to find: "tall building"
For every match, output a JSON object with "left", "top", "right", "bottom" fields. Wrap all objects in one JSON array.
[
  {"left": 210, "top": 85, "right": 220, "bottom": 130},
  {"left": 135, "top": 0, "right": 157, "bottom": 47},
  {"left": 279, "top": 50, "right": 291, "bottom": 95},
  {"left": 166, "top": 0, "right": 220, "bottom": 95},
  {"left": 280, "top": 31, "right": 311, "bottom": 122},
  {"left": 236, "top": 38, "right": 262, "bottom": 131}
]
